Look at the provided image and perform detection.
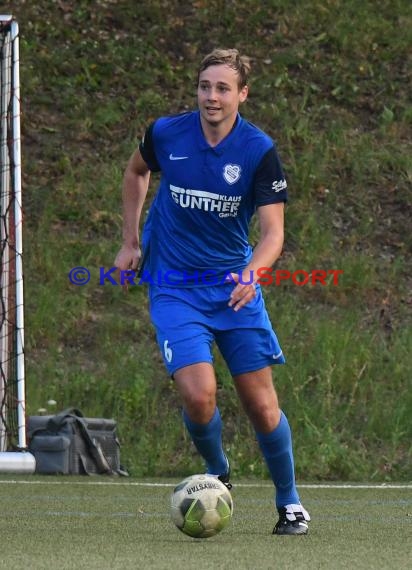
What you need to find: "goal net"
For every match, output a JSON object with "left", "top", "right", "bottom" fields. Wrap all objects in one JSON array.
[{"left": 0, "top": 15, "right": 34, "bottom": 471}]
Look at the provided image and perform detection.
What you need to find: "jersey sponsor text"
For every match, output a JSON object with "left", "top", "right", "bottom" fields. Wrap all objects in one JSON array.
[
  {"left": 170, "top": 184, "right": 242, "bottom": 217},
  {"left": 272, "top": 179, "right": 287, "bottom": 192}
]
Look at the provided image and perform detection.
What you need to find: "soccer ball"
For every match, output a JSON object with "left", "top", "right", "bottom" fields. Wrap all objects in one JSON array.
[{"left": 170, "top": 474, "right": 233, "bottom": 538}]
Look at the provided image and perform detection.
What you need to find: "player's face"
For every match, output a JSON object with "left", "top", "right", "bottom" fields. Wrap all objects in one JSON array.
[{"left": 197, "top": 64, "right": 248, "bottom": 128}]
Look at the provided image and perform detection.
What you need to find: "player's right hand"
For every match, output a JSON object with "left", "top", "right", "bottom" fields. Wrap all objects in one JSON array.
[
  {"left": 114, "top": 244, "right": 141, "bottom": 272},
  {"left": 113, "top": 244, "right": 141, "bottom": 293}
]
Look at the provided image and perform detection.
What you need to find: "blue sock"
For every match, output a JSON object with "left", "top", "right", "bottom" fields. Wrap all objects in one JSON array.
[
  {"left": 256, "top": 411, "right": 300, "bottom": 507},
  {"left": 183, "top": 407, "right": 228, "bottom": 476}
]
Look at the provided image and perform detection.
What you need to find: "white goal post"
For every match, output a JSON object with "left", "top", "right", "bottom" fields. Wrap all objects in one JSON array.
[{"left": 0, "top": 15, "right": 35, "bottom": 473}]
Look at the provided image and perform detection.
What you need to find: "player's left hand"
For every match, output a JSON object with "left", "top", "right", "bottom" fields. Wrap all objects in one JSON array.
[{"left": 227, "top": 271, "right": 256, "bottom": 312}]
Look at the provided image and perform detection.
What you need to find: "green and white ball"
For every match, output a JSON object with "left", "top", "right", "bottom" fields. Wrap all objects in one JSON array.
[{"left": 171, "top": 474, "right": 233, "bottom": 538}]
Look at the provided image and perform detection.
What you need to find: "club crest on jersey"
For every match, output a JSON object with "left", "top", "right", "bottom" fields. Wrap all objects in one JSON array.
[{"left": 223, "top": 163, "right": 242, "bottom": 185}]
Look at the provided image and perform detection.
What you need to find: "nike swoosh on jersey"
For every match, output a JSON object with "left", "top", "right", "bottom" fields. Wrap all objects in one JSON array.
[{"left": 169, "top": 154, "right": 189, "bottom": 160}]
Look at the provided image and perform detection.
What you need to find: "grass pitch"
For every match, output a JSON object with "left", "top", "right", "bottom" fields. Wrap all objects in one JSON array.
[{"left": 0, "top": 477, "right": 410, "bottom": 570}]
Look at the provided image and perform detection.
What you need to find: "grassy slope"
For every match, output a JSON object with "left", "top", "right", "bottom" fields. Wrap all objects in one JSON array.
[{"left": 5, "top": 0, "right": 412, "bottom": 478}]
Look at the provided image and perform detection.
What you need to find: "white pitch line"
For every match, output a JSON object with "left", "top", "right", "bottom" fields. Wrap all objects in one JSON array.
[
  {"left": 300, "top": 484, "right": 412, "bottom": 489},
  {"left": 0, "top": 480, "right": 411, "bottom": 489}
]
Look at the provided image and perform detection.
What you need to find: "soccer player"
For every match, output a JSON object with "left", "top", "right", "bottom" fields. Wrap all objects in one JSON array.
[{"left": 114, "top": 48, "right": 310, "bottom": 535}]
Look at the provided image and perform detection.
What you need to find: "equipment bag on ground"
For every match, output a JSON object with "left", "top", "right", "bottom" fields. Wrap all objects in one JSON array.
[{"left": 28, "top": 408, "right": 128, "bottom": 476}]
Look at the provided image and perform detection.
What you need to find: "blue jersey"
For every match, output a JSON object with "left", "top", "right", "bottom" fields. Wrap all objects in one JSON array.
[{"left": 139, "top": 111, "right": 287, "bottom": 287}]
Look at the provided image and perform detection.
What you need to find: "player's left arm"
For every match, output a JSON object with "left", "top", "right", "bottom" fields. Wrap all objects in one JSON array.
[
  {"left": 228, "top": 144, "right": 287, "bottom": 311},
  {"left": 249, "top": 202, "right": 285, "bottom": 269},
  {"left": 228, "top": 203, "right": 284, "bottom": 311}
]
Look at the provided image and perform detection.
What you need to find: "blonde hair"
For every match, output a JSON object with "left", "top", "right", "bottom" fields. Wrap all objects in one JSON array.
[{"left": 198, "top": 48, "right": 251, "bottom": 89}]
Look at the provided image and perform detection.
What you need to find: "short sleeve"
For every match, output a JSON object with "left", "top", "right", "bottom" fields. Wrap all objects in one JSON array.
[
  {"left": 139, "top": 121, "right": 161, "bottom": 172},
  {"left": 253, "top": 146, "right": 288, "bottom": 206}
]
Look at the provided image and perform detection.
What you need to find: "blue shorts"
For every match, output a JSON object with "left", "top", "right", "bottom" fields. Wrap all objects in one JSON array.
[{"left": 148, "top": 283, "right": 285, "bottom": 376}]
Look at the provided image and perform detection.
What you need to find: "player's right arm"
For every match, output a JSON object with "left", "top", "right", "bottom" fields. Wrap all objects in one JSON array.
[{"left": 114, "top": 148, "right": 151, "bottom": 271}]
